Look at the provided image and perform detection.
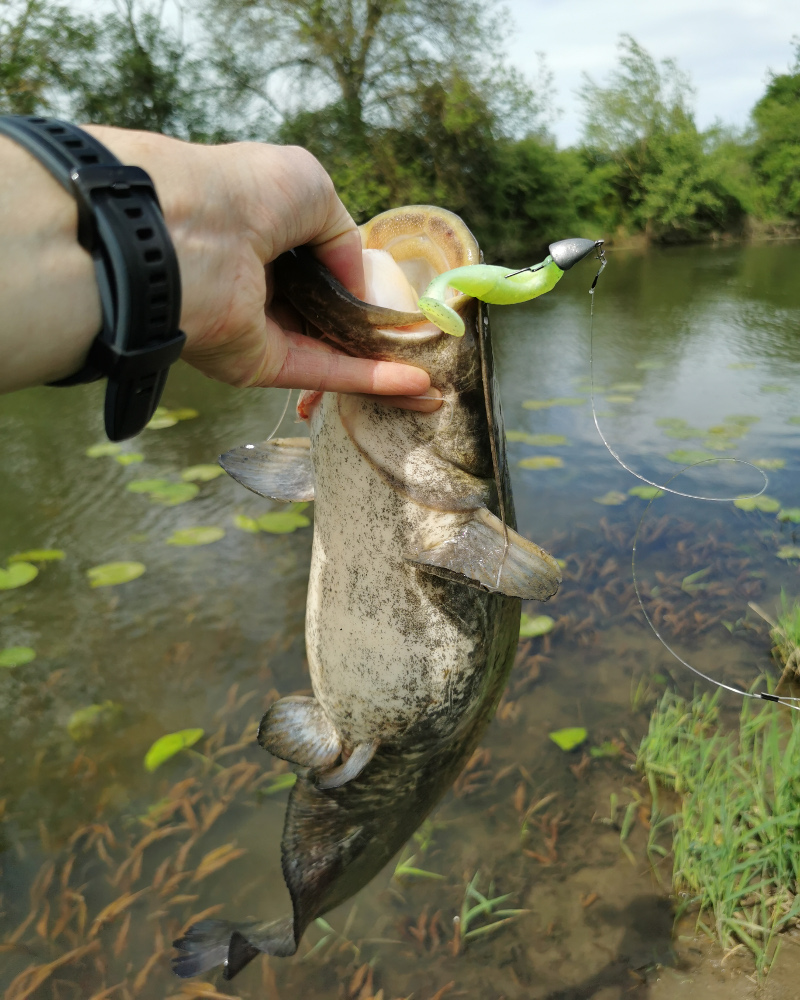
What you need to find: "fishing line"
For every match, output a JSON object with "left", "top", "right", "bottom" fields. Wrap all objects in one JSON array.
[
  {"left": 588, "top": 257, "right": 799, "bottom": 709},
  {"left": 588, "top": 262, "right": 769, "bottom": 504},
  {"left": 265, "top": 388, "right": 294, "bottom": 443}
]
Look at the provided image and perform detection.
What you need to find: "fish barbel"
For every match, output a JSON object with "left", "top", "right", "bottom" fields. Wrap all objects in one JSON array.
[{"left": 173, "top": 206, "right": 572, "bottom": 980}]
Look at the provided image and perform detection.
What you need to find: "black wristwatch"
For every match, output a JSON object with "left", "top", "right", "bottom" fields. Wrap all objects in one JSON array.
[{"left": 0, "top": 115, "right": 186, "bottom": 440}]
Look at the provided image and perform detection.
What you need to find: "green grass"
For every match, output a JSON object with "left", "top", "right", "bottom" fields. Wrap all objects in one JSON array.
[{"left": 638, "top": 688, "right": 800, "bottom": 975}]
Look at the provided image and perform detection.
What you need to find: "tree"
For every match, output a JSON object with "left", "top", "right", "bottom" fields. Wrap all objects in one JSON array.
[
  {"left": 0, "top": 0, "right": 95, "bottom": 114},
  {"left": 199, "top": 0, "right": 549, "bottom": 139},
  {"left": 579, "top": 35, "right": 742, "bottom": 240},
  {"left": 751, "top": 40, "right": 800, "bottom": 220},
  {"left": 75, "top": 0, "right": 227, "bottom": 141}
]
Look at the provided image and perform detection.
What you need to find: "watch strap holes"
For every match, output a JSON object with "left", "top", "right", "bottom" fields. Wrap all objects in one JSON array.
[
  {"left": 136, "top": 227, "right": 154, "bottom": 241},
  {"left": 125, "top": 206, "right": 143, "bottom": 219},
  {"left": 144, "top": 248, "right": 162, "bottom": 263},
  {"left": 149, "top": 271, "right": 166, "bottom": 285}
]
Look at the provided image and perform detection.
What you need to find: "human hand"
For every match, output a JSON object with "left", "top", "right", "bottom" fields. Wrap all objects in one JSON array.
[{"left": 84, "top": 128, "right": 440, "bottom": 412}]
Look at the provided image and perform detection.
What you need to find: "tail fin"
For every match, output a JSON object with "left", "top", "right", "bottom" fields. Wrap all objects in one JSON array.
[{"left": 172, "top": 916, "right": 295, "bottom": 980}]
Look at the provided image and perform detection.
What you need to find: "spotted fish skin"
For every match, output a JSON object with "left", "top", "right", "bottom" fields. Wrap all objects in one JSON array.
[{"left": 176, "top": 207, "right": 560, "bottom": 981}]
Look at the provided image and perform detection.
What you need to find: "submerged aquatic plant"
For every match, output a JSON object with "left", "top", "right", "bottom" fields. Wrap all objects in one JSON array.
[
  {"left": 452, "top": 872, "right": 528, "bottom": 954},
  {"left": 638, "top": 688, "right": 800, "bottom": 975}
]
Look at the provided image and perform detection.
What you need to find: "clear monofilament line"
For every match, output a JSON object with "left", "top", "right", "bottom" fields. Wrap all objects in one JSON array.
[
  {"left": 265, "top": 388, "right": 293, "bottom": 443},
  {"left": 589, "top": 266, "right": 800, "bottom": 710}
]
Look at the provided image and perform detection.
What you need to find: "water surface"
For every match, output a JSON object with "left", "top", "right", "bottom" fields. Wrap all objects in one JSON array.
[{"left": 2, "top": 241, "right": 799, "bottom": 999}]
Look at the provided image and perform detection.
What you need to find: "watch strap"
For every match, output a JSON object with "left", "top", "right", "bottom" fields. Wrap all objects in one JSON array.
[{"left": 0, "top": 115, "right": 186, "bottom": 440}]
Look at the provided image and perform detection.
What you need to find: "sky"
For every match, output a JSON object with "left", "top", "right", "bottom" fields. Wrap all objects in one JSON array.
[{"left": 504, "top": 0, "right": 798, "bottom": 147}]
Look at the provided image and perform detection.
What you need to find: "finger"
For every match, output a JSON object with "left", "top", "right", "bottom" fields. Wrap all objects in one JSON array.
[
  {"left": 263, "top": 333, "right": 432, "bottom": 397},
  {"left": 358, "top": 390, "right": 443, "bottom": 413},
  {"left": 311, "top": 226, "right": 365, "bottom": 300}
]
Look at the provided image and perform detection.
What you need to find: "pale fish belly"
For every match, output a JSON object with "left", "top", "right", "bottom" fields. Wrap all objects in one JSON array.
[{"left": 305, "top": 392, "right": 491, "bottom": 748}]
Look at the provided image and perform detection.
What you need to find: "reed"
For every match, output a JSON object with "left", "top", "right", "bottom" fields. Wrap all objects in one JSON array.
[{"left": 638, "top": 686, "right": 800, "bottom": 975}]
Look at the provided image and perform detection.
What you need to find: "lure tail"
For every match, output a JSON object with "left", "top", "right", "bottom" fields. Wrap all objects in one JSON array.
[{"left": 172, "top": 916, "right": 296, "bottom": 980}]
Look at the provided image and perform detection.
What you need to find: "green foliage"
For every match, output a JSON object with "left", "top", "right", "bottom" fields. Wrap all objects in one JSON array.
[
  {"left": 639, "top": 690, "right": 800, "bottom": 974},
  {"left": 0, "top": 0, "right": 95, "bottom": 114},
  {"left": 751, "top": 42, "right": 800, "bottom": 220},
  {"left": 144, "top": 728, "right": 204, "bottom": 771}
]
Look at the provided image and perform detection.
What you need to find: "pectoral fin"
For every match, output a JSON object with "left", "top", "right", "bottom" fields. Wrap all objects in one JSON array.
[
  {"left": 315, "top": 740, "right": 379, "bottom": 789},
  {"left": 219, "top": 438, "right": 314, "bottom": 502},
  {"left": 410, "top": 507, "right": 561, "bottom": 600},
  {"left": 258, "top": 696, "right": 341, "bottom": 769}
]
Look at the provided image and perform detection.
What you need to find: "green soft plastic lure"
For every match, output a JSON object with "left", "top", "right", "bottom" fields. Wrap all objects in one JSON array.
[{"left": 418, "top": 237, "right": 603, "bottom": 336}]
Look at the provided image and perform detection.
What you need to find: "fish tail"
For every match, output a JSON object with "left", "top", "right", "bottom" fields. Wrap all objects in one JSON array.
[{"left": 172, "top": 916, "right": 296, "bottom": 980}]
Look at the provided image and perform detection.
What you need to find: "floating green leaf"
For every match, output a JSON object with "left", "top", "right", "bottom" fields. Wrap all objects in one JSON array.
[
  {"left": 727, "top": 362, "right": 755, "bottom": 370},
  {"left": 665, "top": 450, "right": 718, "bottom": 465},
  {"left": 518, "top": 456, "right": 564, "bottom": 470},
  {"left": 702, "top": 438, "right": 737, "bottom": 451},
  {"left": 505, "top": 431, "right": 569, "bottom": 446},
  {"left": 590, "top": 741, "right": 622, "bottom": 759},
  {"left": 115, "top": 453, "right": 144, "bottom": 466},
  {"left": 629, "top": 486, "right": 664, "bottom": 500},
  {"left": 549, "top": 727, "right": 588, "bottom": 752},
  {"left": 0, "top": 562, "right": 38, "bottom": 590},
  {"left": 635, "top": 360, "right": 667, "bottom": 370},
  {"left": 67, "top": 701, "right": 123, "bottom": 742},
  {"left": 171, "top": 408, "right": 199, "bottom": 421},
  {"left": 776, "top": 546, "right": 800, "bottom": 561},
  {"left": 734, "top": 495, "right": 781, "bottom": 513},
  {"left": 522, "top": 397, "right": 584, "bottom": 410},
  {"left": 777, "top": 508, "right": 800, "bottom": 523},
  {"left": 519, "top": 613, "right": 555, "bottom": 638},
  {"left": 593, "top": 491, "right": 627, "bottom": 506},
  {"left": 145, "top": 409, "right": 179, "bottom": 430},
  {"left": 233, "top": 515, "right": 260, "bottom": 533},
  {"left": 86, "top": 442, "right": 122, "bottom": 458},
  {"left": 726, "top": 414, "right": 759, "bottom": 426},
  {"left": 662, "top": 427, "right": 704, "bottom": 440},
  {"left": 0, "top": 646, "right": 36, "bottom": 668},
  {"left": 257, "top": 505, "right": 311, "bottom": 533},
  {"left": 87, "top": 561, "right": 145, "bottom": 587},
  {"left": 144, "top": 728, "right": 205, "bottom": 771},
  {"left": 760, "top": 384, "right": 789, "bottom": 394},
  {"left": 9, "top": 549, "right": 64, "bottom": 563},
  {"left": 753, "top": 458, "right": 786, "bottom": 470},
  {"left": 606, "top": 394, "right": 636, "bottom": 404},
  {"left": 181, "top": 464, "right": 225, "bottom": 482},
  {"left": 167, "top": 527, "right": 225, "bottom": 546},
  {"left": 611, "top": 382, "right": 643, "bottom": 393},
  {"left": 127, "top": 479, "right": 199, "bottom": 505},
  {"left": 788, "top": 416, "right": 800, "bottom": 426}
]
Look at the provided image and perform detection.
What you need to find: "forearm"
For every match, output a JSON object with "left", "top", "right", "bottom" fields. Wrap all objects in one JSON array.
[{"left": 0, "top": 135, "right": 101, "bottom": 390}]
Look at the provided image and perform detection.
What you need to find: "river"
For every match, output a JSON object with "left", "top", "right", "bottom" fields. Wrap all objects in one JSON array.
[{"left": 1, "top": 240, "right": 799, "bottom": 999}]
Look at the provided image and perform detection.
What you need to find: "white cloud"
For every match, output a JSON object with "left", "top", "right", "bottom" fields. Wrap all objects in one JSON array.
[{"left": 503, "top": 0, "right": 798, "bottom": 145}]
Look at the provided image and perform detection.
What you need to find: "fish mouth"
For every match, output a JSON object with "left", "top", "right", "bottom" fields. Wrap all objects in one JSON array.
[{"left": 360, "top": 204, "right": 480, "bottom": 313}]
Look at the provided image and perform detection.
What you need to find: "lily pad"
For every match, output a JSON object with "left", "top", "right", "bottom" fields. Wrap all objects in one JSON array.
[
  {"left": 144, "top": 728, "right": 205, "bottom": 772},
  {"left": 86, "top": 442, "right": 122, "bottom": 458},
  {"left": 519, "top": 613, "right": 555, "bottom": 638},
  {"left": 257, "top": 505, "right": 311, "bottom": 533},
  {"left": 0, "top": 562, "right": 38, "bottom": 590},
  {"left": 87, "top": 561, "right": 146, "bottom": 587},
  {"left": 726, "top": 414, "right": 759, "bottom": 426},
  {"left": 605, "top": 394, "right": 636, "bottom": 404},
  {"left": 181, "top": 464, "right": 225, "bottom": 482},
  {"left": 549, "top": 727, "right": 588, "bottom": 752},
  {"left": 733, "top": 495, "right": 781, "bottom": 513},
  {"left": 665, "top": 450, "right": 718, "bottom": 465},
  {"left": 777, "top": 508, "right": 800, "bottom": 523},
  {"left": 753, "top": 458, "right": 786, "bottom": 470},
  {"left": 662, "top": 427, "right": 704, "bottom": 440},
  {"left": 506, "top": 431, "right": 569, "bottom": 447},
  {"left": 629, "top": 486, "right": 664, "bottom": 500},
  {"left": 522, "top": 397, "right": 585, "bottom": 410},
  {"left": 127, "top": 480, "right": 199, "bottom": 506},
  {"left": 167, "top": 527, "right": 226, "bottom": 546},
  {"left": 0, "top": 646, "right": 36, "bottom": 668},
  {"left": 593, "top": 491, "right": 628, "bottom": 506},
  {"left": 703, "top": 438, "right": 737, "bottom": 451},
  {"left": 233, "top": 515, "right": 260, "bottom": 533},
  {"left": 518, "top": 456, "right": 564, "bottom": 470},
  {"left": 776, "top": 546, "right": 800, "bottom": 561},
  {"left": 67, "top": 701, "right": 123, "bottom": 742},
  {"left": 115, "top": 453, "right": 144, "bottom": 466},
  {"left": 9, "top": 549, "right": 64, "bottom": 563}
]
